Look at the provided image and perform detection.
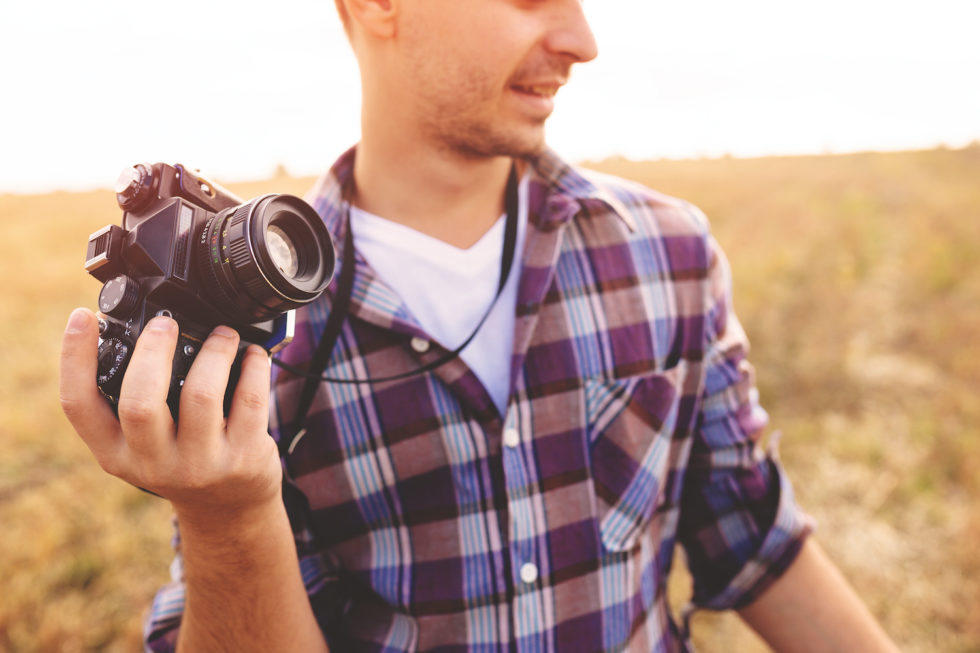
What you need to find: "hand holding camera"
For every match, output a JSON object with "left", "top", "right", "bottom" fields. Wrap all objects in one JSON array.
[
  {"left": 60, "top": 308, "right": 285, "bottom": 523},
  {"left": 59, "top": 163, "right": 335, "bottom": 521}
]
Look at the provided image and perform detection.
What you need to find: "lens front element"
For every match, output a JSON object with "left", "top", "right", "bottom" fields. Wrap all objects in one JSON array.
[{"left": 266, "top": 224, "right": 299, "bottom": 278}]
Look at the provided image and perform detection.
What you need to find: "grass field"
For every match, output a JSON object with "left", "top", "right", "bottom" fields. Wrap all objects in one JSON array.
[{"left": 2, "top": 146, "right": 977, "bottom": 651}]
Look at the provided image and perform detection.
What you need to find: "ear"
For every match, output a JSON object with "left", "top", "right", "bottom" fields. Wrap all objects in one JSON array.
[{"left": 342, "top": 0, "right": 398, "bottom": 39}]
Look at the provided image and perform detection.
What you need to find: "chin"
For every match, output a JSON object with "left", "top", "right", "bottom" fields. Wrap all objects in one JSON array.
[
  {"left": 512, "top": 132, "right": 548, "bottom": 158},
  {"left": 457, "top": 123, "right": 548, "bottom": 160},
  {"left": 503, "top": 120, "right": 549, "bottom": 156}
]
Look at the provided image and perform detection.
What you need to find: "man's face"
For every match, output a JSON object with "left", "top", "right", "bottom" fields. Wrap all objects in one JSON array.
[{"left": 388, "top": 0, "right": 598, "bottom": 159}]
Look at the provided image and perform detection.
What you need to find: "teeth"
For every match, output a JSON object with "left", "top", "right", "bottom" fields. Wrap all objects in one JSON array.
[{"left": 517, "top": 84, "right": 557, "bottom": 97}]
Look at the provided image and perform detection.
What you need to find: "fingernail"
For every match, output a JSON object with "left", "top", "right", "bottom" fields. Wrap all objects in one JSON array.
[
  {"left": 147, "top": 316, "right": 176, "bottom": 333},
  {"left": 211, "top": 325, "right": 238, "bottom": 339},
  {"left": 248, "top": 344, "right": 270, "bottom": 362},
  {"left": 65, "top": 308, "right": 89, "bottom": 333}
]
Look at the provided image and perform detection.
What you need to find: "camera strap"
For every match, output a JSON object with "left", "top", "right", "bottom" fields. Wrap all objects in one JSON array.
[{"left": 276, "top": 163, "right": 520, "bottom": 455}]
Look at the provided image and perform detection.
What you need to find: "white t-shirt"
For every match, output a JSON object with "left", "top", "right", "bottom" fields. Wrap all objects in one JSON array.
[{"left": 349, "top": 174, "right": 529, "bottom": 415}]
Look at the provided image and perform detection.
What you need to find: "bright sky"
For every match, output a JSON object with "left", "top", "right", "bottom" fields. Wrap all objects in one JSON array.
[{"left": 2, "top": 0, "right": 978, "bottom": 193}]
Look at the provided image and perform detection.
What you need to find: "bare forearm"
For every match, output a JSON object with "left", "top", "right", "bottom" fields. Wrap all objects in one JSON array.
[
  {"left": 176, "top": 498, "right": 328, "bottom": 652},
  {"left": 737, "top": 538, "right": 897, "bottom": 652},
  {"left": 58, "top": 313, "right": 327, "bottom": 650}
]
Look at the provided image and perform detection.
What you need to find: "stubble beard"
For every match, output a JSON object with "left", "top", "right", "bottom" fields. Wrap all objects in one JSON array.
[
  {"left": 415, "top": 65, "right": 548, "bottom": 161},
  {"left": 433, "top": 118, "right": 546, "bottom": 161}
]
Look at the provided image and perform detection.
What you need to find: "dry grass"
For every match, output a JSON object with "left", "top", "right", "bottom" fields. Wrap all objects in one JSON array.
[
  {"left": 1, "top": 149, "right": 977, "bottom": 650},
  {"left": 590, "top": 147, "right": 980, "bottom": 652}
]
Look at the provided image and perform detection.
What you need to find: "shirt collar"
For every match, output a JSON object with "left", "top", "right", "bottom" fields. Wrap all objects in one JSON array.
[
  {"left": 298, "top": 147, "right": 635, "bottom": 356},
  {"left": 306, "top": 144, "right": 637, "bottom": 240}
]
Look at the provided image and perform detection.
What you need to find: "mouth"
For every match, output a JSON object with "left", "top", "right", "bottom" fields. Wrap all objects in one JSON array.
[{"left": 510, "top": 83, "right": 562, "bottom": 99}]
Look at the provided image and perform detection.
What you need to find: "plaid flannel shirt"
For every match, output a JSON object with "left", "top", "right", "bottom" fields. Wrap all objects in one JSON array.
[{"left": 145, "top": 147, "right": 813, "bottom": 651}]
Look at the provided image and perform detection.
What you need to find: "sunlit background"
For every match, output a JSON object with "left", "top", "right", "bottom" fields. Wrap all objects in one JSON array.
[
  {"left": 1, "top": 0, "right": 978, "bottom": 192},
  {"left": 2, "top": 1, "right": 979, "bottom": 651}
]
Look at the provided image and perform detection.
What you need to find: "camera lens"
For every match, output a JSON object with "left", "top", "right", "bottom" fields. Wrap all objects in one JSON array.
[
  {"left": 198, "top": 194, "right": 334, "bottom": 322},
  {"left": 266, "top": 224, "right": 299, "bottom": 278}
]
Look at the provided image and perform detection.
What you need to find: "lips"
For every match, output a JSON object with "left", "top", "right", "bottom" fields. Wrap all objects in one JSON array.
[
  {"left": 507, "top": 75, "right": 567, "bottom": 119},
  {"left": 510, "top": 82, "right": 562, "bottom": 98}
]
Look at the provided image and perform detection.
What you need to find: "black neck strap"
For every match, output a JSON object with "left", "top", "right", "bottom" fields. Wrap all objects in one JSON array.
[{"left": 274, "top": 164, "right": 521, "bottom": 453}]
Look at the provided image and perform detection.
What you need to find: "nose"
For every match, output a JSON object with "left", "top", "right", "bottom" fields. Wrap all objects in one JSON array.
[{"left": 544, "top": 0, "right": 599, "bottom": 64}]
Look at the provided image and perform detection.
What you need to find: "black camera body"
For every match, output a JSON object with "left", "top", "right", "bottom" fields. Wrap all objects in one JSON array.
[{"left": 85, "top": 163, "right": 334, "bottom": 417}]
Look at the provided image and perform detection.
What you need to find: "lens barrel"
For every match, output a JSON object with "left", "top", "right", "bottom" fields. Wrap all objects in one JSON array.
[{"left": 198, "top": 194, "right": 334, "bottom": 322}]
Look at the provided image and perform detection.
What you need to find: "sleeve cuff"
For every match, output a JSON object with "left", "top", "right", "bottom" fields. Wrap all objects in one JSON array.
[
  {"left": 143, "top": 578, "right": 184, "bottom": 652},
  {"left": 693, "top": 454, "right": 815, "bottom": 612}
]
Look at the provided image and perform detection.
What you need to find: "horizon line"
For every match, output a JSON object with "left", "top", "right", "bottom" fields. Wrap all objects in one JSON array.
[{"left": 5, "top": 141, "right": 978, "bottom": 199}]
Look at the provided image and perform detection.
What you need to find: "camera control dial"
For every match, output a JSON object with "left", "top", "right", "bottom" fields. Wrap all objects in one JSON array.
[
  {"left": 97, "top": 338, "right": 130, "bottom": 399},
  {"left": 99, "top": 275, "right": 141, "bottom": 319},
  {"left": 115, "top": 164, "right": 154, "bottom": 212}
]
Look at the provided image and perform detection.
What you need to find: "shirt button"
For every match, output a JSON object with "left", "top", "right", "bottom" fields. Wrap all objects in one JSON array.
[
  {"left": 503, "top": 428, "right": 520, "bottom": 448},
  {"left": 410, "top": 337, "right": 430, "bottom": 353},
  {"left": 519, "top": 562, "right": 538, "bottom": 584}
]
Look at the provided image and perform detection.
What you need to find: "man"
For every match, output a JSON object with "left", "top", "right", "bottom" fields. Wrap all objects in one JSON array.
[{"left": 60, "top": 0, "right": 899, "bottom": 650}]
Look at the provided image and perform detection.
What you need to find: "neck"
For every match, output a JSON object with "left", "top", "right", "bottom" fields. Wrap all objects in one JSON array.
[{"left": 352, "top": 115, "right": 514, "bottom": 249}]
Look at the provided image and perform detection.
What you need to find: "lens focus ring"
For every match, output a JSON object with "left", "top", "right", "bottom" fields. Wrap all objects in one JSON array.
[
  {"left": 224, "top": 208, "right": 274, "bottom": 306},
  {"left": 197, "top": 213, "right": 241, "bottom": 319},
  {"left": 198, "top": 200, "right": 282, "bottom": 321},
  {"left": 197, "top": 194, "right": 334, "bottom": 323}
]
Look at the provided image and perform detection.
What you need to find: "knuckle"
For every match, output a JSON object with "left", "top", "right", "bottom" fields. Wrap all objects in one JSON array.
[
  {"left": 59, "top": 342, "right": 79, "bottom": 366},
  {"left": 225, "top": 456, "right": 258, "bottom": 486},
  {"left": 183, "top": 472, "right": 213, "bottom": 493},
  {"left": 172, "top": 460, "right": 214, "bottom": 492},
  {"left": 236, "top": 389, "right": 266, "bottom": 412},
  {"left": 181, "top": 383, "right": 223, "bottom": 411},
  {"left": 117, "top": 396, "right": 156, "bottom": 425},
  {"left": 59, "top": 393, "right": 86, "bottom": 420},
  {"left": 137, "top": 467, "right": 163, "bottom": 491},
  {"left": 96, "top": 454, "right": 124, "bottom": 478},
  {"left": 135, "top": 458, "right": 176, "bottom": 491}
]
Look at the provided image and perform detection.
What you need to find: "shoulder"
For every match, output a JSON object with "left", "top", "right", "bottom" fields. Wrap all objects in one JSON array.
[
  {"left": 550, "top": 157, "right": 720, "bottom": 287},
  {"left": 573, "top": 165, "right": 711, "bottom": 241},
  {"left": 546, "top": 162, "right": 720, "bottom": 370}
]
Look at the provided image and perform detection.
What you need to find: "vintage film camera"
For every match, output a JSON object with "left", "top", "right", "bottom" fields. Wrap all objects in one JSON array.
[{"left": 84, "top": 163, "right": 335, "bottom": 417}]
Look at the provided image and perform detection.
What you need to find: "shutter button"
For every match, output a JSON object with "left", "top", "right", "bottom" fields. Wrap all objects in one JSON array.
[
  {"left": 519, "top": 562, "right": 538, "bottom": 584},
  {"left": 410, "top": 337, "right": 430, "bottom": 353},
  {"left": 503, "top": 428, "right": 520, "bottom": 448}
]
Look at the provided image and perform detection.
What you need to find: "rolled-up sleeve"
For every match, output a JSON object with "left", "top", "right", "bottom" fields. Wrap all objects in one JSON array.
[
  {"left": 143, "top": 518, "right": 184, "bottom": 652},
  {"left": 677, "top": 234, "right": 814, "bottom": 611}
]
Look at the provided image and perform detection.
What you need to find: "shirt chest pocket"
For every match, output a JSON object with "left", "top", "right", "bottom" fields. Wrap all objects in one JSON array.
[{"left": 586, "top": 372, "right": 679, "bottom": 552}]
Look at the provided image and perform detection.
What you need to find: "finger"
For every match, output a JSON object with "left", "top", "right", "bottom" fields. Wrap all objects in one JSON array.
[
  {"left": 227, "top": 344, "right": 271, "bottom": 443},
  {"left": 177, "top": 325, "right": 240, "bottom": 450},
  {"left": 59, "top": 308, "right": 127, "bottom": 473},
  {"left": 117, "top": 315, "right": 178, "bottom": 459}
]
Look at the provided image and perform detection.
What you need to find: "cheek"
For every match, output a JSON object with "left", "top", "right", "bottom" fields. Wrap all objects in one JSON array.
[
  {"left": 400, "top": 4, "right": 527, "bottom": 92},
  {"left": 401, "top": 40, "right": 502, "bottom": 108}
]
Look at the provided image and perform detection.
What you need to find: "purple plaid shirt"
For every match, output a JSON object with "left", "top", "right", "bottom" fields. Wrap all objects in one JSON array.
[{"left": 146, "top": 147, "right": 813, "bottom": 651}]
